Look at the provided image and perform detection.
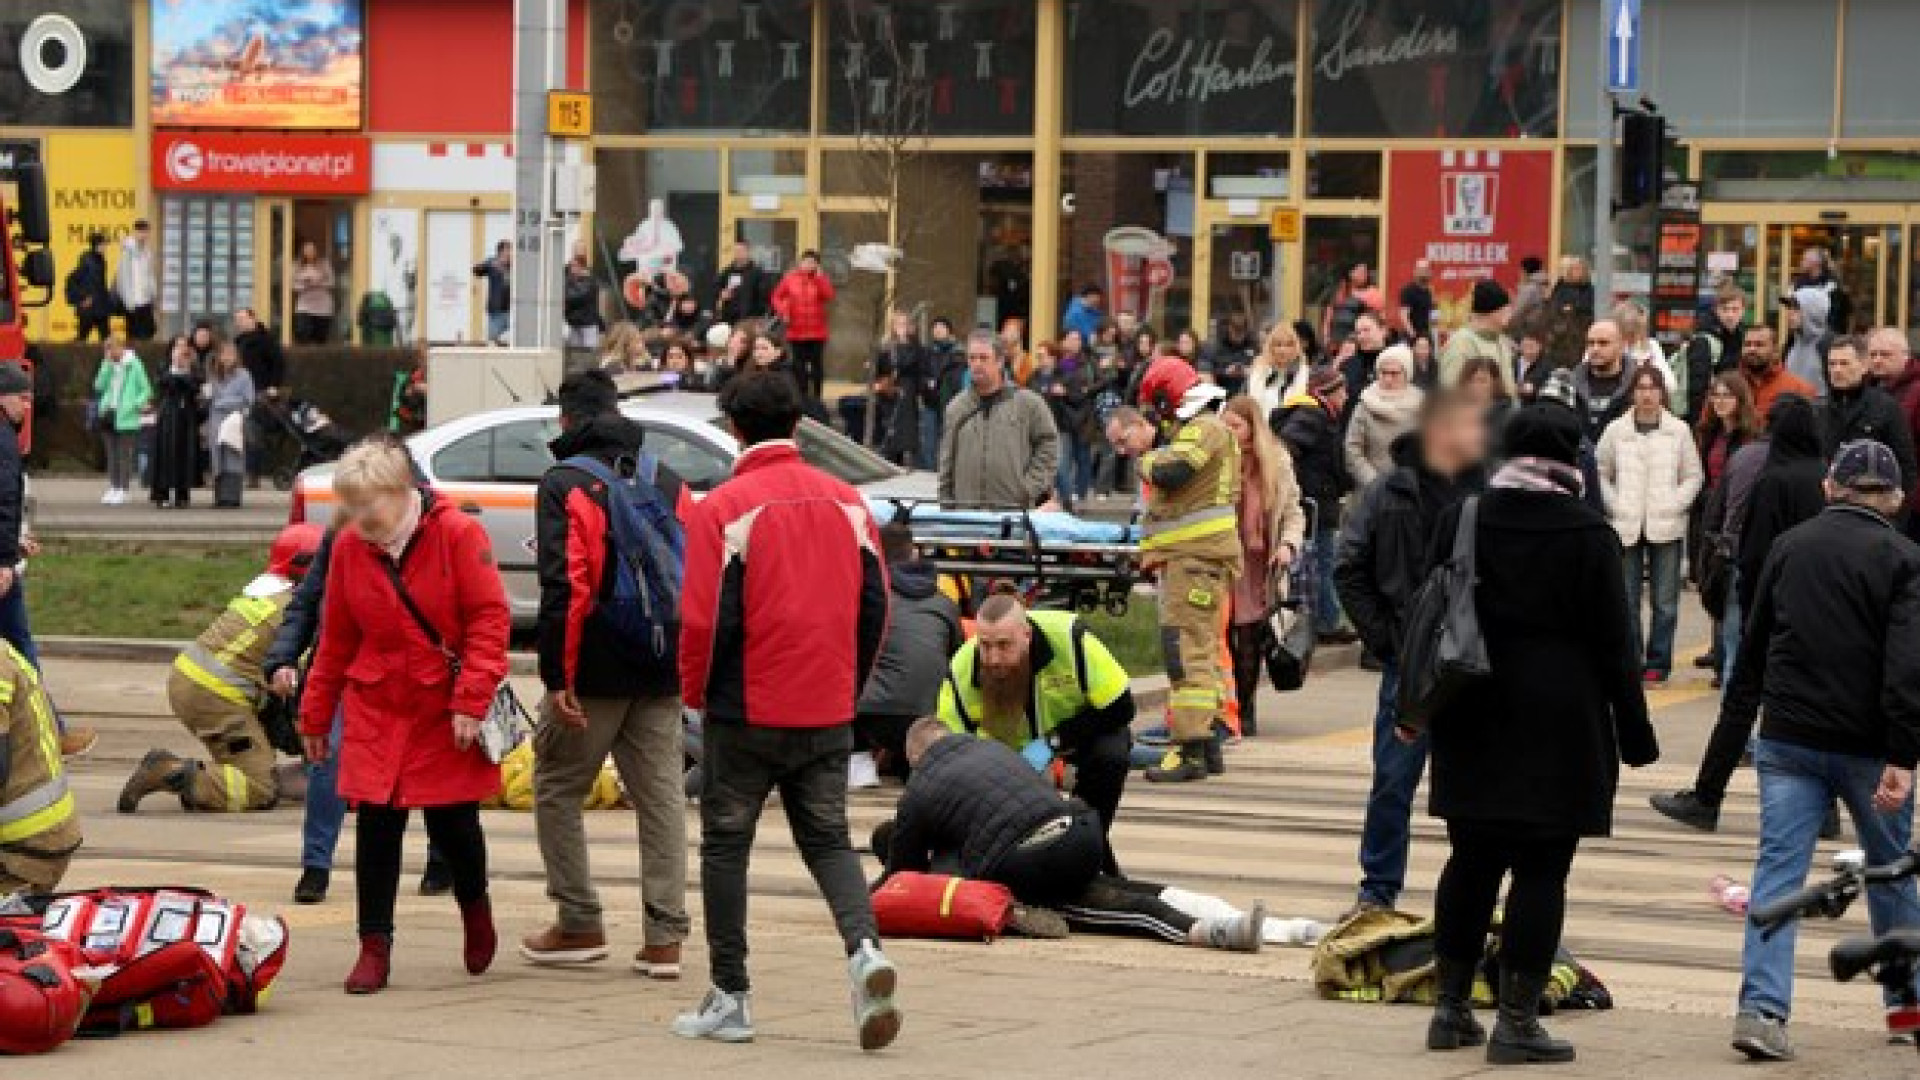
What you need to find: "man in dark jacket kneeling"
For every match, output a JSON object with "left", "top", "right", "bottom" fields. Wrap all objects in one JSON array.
[{"left": 882, "top": 719, "right": 1263, "bottom": 951}]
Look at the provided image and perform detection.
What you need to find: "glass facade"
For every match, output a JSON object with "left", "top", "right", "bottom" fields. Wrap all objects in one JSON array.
[{"left": 591, "top": 0, "right": 1920, "bottom": 369}]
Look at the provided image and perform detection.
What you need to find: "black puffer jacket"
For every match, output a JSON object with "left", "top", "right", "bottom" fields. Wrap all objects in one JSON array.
[
  {"left": 857, "top": 560, "right": 962, "bottom": 718},
  {"left": 1334, "top": 435, "right": 1485, "bottom": 660},
  {"left": 1737, "top": 397, "right": 1827, "bottom": 613},
  {"left": 886, "top": 735, "right": 1072, "bottom": 879},
  {"left": 1276, "top": 395, "right": 1351, "bottom": 513},
  {"left": 264, "top": 527, "right": 336, "bottom": 683}
]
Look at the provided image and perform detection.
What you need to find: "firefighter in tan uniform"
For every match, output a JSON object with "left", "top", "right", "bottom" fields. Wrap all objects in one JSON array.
[
  {"left": 1111, "top": 357, "right": 1243, "bottom": 783},
  {"left": 0, "top": 640, "right": 81, "bottom": 896},
  {"left": 117, "top": 524, "right": 322, "bottom": 814}
]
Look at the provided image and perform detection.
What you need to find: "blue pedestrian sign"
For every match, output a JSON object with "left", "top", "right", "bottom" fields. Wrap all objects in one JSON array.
[{"left": 1608, "top": 0, "right": 1643, "bottom": 93}]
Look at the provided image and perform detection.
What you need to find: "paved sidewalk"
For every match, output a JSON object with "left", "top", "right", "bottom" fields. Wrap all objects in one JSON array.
[
  {"left": 19, "top": 649, "right": 1911, "bottom": 1079},
  {"left": 32, "top": 474, "right": 291, "bottom": 542}
]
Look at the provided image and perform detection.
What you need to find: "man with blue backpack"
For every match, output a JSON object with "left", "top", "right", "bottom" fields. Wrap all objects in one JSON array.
[{"left": 521, "top": 369, "right": 693, "bottom": 978}]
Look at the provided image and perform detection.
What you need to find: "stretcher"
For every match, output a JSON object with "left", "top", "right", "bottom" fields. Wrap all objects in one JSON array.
[{"left": 868, "top": 499, "right": 1146, "bottom": 616}]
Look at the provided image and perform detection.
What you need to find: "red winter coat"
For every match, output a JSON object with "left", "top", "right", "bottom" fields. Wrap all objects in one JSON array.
[
  {"left": 678, "top": 441, "right": 888, "bottom": 727},
  {"left": 769, "top": 268, "right": 835, "bottom": 343},
  {"left": 299, "top": 495, "right": 512, "bottom": 806}
]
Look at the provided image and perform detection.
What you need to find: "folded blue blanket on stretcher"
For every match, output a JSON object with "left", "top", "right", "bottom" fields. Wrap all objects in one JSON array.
[{"left": 866, "top": 501, "right": 1140, "bottom": 547}]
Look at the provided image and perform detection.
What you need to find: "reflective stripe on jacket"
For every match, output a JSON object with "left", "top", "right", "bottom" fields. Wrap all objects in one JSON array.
[
  {"left": 938, "top": 610, "right": 1129, "bottom": 748},
  {"left": 173, "top": 590, "right": 292, "bottom": 709},
  {"left": 1140, "top": 414, "right": 1243, "bottom": 564},
  {"left": 0, "top": 644, "right": 78, "bottom": 849}
]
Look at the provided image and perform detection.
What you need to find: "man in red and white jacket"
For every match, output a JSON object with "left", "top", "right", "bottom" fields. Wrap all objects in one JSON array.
[
  {"left": 674, "top": 370, "right": 900, "bottom": 1052},
  {"left": 768, "top": 250, "right": 835, "bottom": 400}
]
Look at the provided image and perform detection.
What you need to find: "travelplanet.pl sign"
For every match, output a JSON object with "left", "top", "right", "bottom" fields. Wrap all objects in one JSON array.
[{"left": 150, "top": 132, "right": 371, "bottom": 195}]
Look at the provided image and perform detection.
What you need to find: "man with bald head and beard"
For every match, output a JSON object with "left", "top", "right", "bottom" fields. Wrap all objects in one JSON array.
[{"left": 937, "top": 594, "right": 1135, "bottom": 862}]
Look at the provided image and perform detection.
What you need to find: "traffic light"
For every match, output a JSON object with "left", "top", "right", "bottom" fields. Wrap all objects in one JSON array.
[{"left": 1618, "top": 110, "right": 1667, "bottom": 210}]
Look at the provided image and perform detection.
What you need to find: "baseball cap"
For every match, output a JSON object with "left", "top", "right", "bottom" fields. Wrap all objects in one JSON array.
[{"left": 1828, "top": 439, "right": 1902, "bottom": 492}]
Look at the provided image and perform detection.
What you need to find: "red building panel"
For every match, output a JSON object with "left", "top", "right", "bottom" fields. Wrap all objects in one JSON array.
[{"left": 368, "top": 0, "right": 589, "bottom": 135}]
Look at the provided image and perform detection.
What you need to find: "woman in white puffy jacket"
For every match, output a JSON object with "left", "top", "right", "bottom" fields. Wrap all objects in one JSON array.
[{"left": 1596, "top": 363, "right": 1704, "bottom": 684}]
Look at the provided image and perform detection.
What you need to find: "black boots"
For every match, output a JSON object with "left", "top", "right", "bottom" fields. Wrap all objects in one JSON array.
[
  {"left": 1487, "top": 970, "right": 1575, "bottom": 1065},
  {"left": 1426, "top": 955, "right": 1486, "bottom": 1051},
  {"left": 1145, "top": 741, "right": 1208, "bottom": 783}
]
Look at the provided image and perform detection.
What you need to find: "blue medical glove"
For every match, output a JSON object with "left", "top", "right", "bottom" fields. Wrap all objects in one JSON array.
[{"left": 1021, "top": 738, "right": 1055, "bottom": 772}]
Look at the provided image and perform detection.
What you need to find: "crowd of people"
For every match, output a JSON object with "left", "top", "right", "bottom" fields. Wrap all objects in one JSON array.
[
  {"left": 9, "top": 233, "right": 1920, "bottom": 1068},
  {"left": 80, "top": 311, "right": 292, "bottom": 510}
]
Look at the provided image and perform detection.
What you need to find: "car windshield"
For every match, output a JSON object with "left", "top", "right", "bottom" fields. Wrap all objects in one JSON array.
[{"left": 707, "top": 417, "right": 902, "bottom": 486}]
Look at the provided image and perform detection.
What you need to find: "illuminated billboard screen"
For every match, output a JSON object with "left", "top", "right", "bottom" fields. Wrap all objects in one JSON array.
[{"left": 151, "top": 0, "right": 363, "bottom": 129}]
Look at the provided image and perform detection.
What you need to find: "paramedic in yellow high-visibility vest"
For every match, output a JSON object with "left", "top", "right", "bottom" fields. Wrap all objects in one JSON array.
[
  {"left": 0, "top": 640, "right": 80, "bottom": 896},
  {"left": 1109, "top": 357, "right": 1242, "bottom": 784},
  {"left": 117, "top": 524, "right": 322, "bottom": 814}
]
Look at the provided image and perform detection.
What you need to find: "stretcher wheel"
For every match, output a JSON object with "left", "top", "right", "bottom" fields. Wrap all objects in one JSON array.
[{"left": 1103, "top": 594, "right": 1130, "bottom": 618}]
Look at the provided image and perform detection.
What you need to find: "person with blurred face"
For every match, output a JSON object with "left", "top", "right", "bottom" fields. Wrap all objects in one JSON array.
[{"left": 297, "top": 438, "right": 512, "bottom": 996}]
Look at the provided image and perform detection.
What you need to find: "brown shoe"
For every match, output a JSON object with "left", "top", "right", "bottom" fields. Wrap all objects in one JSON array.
[
  {"left": 633, "top": 943, "right": 682, "bottom": 980},
  {"left": 59, "top": 728, "right": 98, "bottom": 758},
  {"left": 518, "top": 925, "right": 608, "bottom": 967}
]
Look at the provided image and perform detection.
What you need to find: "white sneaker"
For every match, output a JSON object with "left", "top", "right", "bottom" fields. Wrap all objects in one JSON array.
[
  {"left": 672, "top": 987, "right": 754, "bottom": 1043},
  {"left": 100, "top": 488, "right": 115, "bottom": 505},
  {"left": 847, "top": 939, "right": 901, "bottom": 1051},
  {"left": 847, "top": 751, "right": 881, "bottom": 790}
]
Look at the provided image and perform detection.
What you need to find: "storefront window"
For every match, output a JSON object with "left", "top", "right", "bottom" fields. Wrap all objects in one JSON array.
[
  {"left": 1060, "top": 154, "right": 1196, "bottom": 336},
  {"left": 1702, "top": 151, "right": 1920, "bottom": 203},
  {"left": 593, "top": 149, "right": 722, "bottom": 319},
  {"left": 593, "top": 0, "right": 813, "bottom": 136},
  {"left": 1066, "top": 0, "right": 1300, "bottom": 137},
  {"left": 729, "top": 149, "right": 808, "bottom": 197},
  {"left": 825, "top": 0, "right": 1035, "bottom": 136},
  {"left": 1303, "top": 215, "right": 1379, "bottom": 347},
  {"left": 1206, "top": 153, "right": 1291, "bottom": 200},
  {"left": 159, "top": 195, "right": 255, "bottom": 339},
  {"left": 1846, "top": 1, "right": 1920, "bottom": 137},
  {"left": 1308, "top": 0, "right": 1560, "bottom": 138},
  {"left": 1306, "top": 151, "right": 1380, "bottom": 199},
  {"left": 1564, "top": 0, "right": 1837, "bottom": 139}
]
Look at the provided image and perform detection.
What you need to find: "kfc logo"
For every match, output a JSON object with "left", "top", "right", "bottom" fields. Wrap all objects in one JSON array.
[
  {"left": 1440, "top": 149, "right": 1501, "bottom": 238},
  {"left": 165, "top": 140, "right": 204, "bottom": 184},
  {"left": 152, "top": 132, "right": 370, "bottom": 195}
]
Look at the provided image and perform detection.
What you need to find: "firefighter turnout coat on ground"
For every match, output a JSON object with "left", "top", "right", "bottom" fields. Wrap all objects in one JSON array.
[
  {"left": 1139, "top": 412, "right": 1243, "bottom": 742},
  {"left": 0, "top": 643, "right": 80, "bottom": 894},
  {"left": 167, "top": 575, "right": 295, "bottom": 812}
]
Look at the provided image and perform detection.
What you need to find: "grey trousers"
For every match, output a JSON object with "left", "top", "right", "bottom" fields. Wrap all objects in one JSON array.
[{"left": 532, "top": 694, "right": 690, "bottom": 947}]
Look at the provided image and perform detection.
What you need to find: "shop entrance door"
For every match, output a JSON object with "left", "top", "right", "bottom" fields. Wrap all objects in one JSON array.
[
  {"left": 1194, "top": 200, "right": 1296, "bottom": 342},
  {"left": 1763, "top": 222, "right": 1895, "bottom": 334},
  {"left": 263, "top": 198, "right": 355, "bottom": 344}
]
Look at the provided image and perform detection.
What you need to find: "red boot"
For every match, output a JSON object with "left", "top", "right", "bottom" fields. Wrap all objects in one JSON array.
[
  {"left": 460, "top": 896, "right": 496, "bottom": 975},
  {"left": 345, "top": 933, "right": 391, "bottom": 995}
]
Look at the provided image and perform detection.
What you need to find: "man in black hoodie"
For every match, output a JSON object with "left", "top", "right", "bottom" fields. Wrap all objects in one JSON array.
[
  {"left": 522, "top": 370, "right": 692, "bottom": 977},
  {"left": 854, "top": 523, "right": 961, "bottom": 780},
  {"left": 1653, "top": 394, "right": 1828, "bottom": 831},
  {"left": 1335, "top": 391, "right": 1489, "bottom": 912},
  {"left": 233, "top": 308, "right": 288, "bottom": 486}
]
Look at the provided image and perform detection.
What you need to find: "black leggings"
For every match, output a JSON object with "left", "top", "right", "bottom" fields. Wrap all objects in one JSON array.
[
  {"left": 790, "top": 340, "right": 826, "bottom": 400},
  {"left": 1432, "top": 820, "right": 1578, "bottom": 978},
  {"left": 1228, "top": 622, "right": 1266, "bottom": 735},
  {"left": 356, "top": 801, "right": 489, "bottom": 936}
]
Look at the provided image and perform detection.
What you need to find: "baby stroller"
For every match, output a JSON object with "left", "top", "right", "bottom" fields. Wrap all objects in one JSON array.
[{"left": 269, "top": 399, "right": 353, "bottom": 490}]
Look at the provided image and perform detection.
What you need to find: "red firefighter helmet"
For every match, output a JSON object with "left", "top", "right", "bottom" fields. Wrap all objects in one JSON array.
[
  {"left": 1137, "top": 356, "right": 1200, "bottom": 422},
  {"left": 268, "top": 522, "right": 324, "bottom": 581}
]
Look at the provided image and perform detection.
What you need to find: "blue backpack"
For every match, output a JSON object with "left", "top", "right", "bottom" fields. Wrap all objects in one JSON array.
[{"left": 561, "top": 453, "right": 683, "bottom": 658}]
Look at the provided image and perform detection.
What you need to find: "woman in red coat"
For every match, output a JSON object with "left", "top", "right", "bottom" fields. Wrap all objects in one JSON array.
[
  {"left": 769, "top": 249, "right": 835, "bottom": 401},
  {"left": 298, "top": 436, "right": 512, "bottom": 995}
]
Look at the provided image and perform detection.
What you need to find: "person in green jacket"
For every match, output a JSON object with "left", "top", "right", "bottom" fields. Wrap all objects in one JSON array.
[{"left": 93, "top": 334, "right": 152, "bottom": 506}]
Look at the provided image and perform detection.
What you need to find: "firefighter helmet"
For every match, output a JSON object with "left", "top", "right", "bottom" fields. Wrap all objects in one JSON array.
[
  {"left": 1137, "top": 356, "right": 1200, "bottom": 421},
  {"left": 268, "top": 522, "right": 325, "bottom": 581}
]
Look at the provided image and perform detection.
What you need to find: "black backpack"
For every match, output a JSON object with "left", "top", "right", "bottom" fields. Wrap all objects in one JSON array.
[{"left": 1395, "top": 497, "right": 1491, "bottom": 732}]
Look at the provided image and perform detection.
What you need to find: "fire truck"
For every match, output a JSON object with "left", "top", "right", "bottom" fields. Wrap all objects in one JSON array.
[{"left": 1, "top": 162, "right": 54, "bottom": 447}]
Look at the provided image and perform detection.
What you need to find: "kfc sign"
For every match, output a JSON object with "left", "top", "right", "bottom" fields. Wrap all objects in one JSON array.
[
  {"left": 1387, "top": 148, "right": 1552, "bottom": 327},
  {"left": 151, "top": 132, "right": 370, "bottom": 195}
]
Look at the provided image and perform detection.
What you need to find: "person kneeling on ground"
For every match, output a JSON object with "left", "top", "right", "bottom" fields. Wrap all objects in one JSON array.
[
  {"left": 937, "top": 592, "right": 1134, "bottom": 870},
  {"left": 0, "top": 639, "right": 81, "bottom": 898},
  {"left": 879, "top": 718, "right": 1264, "bottom": 951},
  {"left": 119, "top": 522, "right": 323, "bottom": 814}
]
